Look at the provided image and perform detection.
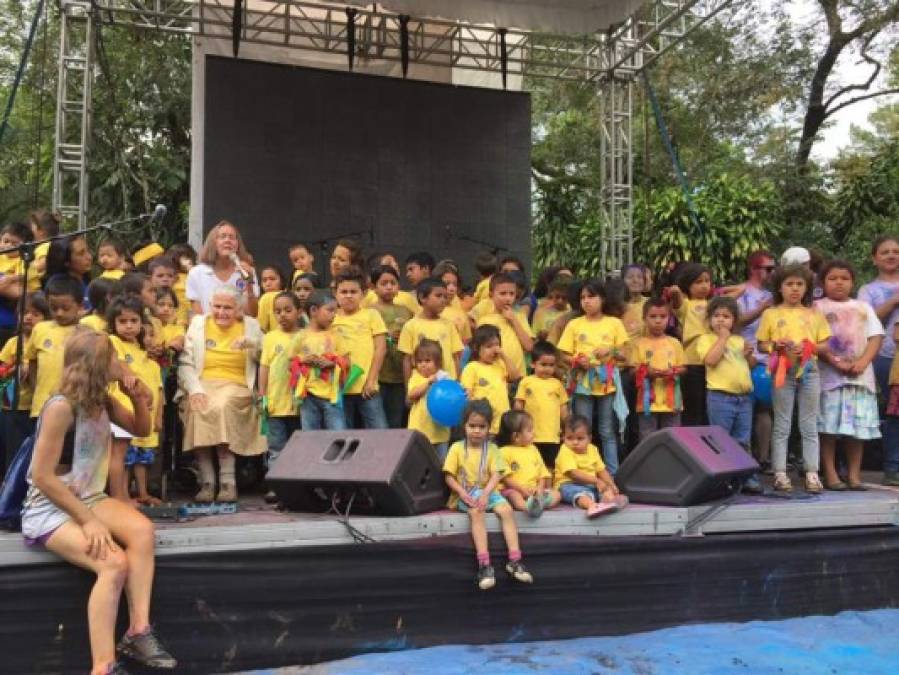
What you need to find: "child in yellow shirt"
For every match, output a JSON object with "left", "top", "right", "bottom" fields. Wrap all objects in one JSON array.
[
  {"left": 406, "top": 339, "right": 451, "bottom": 459},
  {"left": 460, "top": 325, "right": 519, "bottom": 435},
  {"left": 553, "top": 416, "right": 628, "bottom": 518},
  {"left": 97, "top": 237, "right": 127, "bottom": 280},
  {"left": 532, "top": 277, "right": 570, "bottom": 341},
  {"left": 292, "top": 290, "right": 349, "bottom": 430},
  {"left": 630, "top": 298, "right": 686, "bottom": 441},
  {"left": 496, "top": 410, "right": 560, "bottom": 516},
  {"left": 475, "top": 272, "right": 534, "bottom": 386},
  {"left": 288, "top": 243, "right": 316, "bottom": 287},
  {"left": 0, "top": 222, "right": 35, "bottom": 295},
  {"left": 472, "top": 252, "right": 496, "bottom": 305},
  {"left": 434, "top": 261, "right": 473, "bottom": 344},
  {"left": 80, "top": 277, "right": 119, "bottom": 333},
  {"left": 259, "top": 293, "right": 303, "bottom": 470},
  {"left": 557, "top": 278, "right": 629, "bottom": 474},
  {"left": 443, "top": 400, "right": 532, "bottom": 590},
  {"left": 398, "top": 278, "right": 464, "bottom": 380},
  {"left": 514, "top": 340, "right": 569, "bottom": 467}
]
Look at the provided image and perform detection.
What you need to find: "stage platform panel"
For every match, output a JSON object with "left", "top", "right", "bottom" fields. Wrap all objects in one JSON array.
[{"left": 2, "top": 484, "right": 897, "bottom": 567}]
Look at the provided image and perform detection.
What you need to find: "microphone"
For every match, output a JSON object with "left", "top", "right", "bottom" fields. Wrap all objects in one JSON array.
[
  {"left": 229, "top": 252, "right": 250, "bottom": 280},
  {"left": 150, "top": 204, "right": 167, "bottom": 222}
]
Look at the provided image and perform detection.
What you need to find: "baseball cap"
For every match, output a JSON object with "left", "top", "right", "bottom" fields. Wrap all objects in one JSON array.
[{"left": 781, "top": 246, "right": 810, "bottom": 266}]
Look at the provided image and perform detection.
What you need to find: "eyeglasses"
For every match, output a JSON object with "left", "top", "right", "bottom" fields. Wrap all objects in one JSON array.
[{"left": 753, "top": 265, "right": 775, "bottom": 272}]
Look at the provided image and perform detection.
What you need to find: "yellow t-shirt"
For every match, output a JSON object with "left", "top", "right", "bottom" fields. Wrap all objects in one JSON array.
[
  {"left": 0, "top": 255, "right": 40, "bottom": 292},
  {"left": 256, "top": 291, "right": 278, "bottom": 333},
  {"left": 500, "top": 444, "right": 551, "bottom": 491},
  {"left": 25, "top": 321, "right": 76, "bottom": 417},
  {"left": 333, "top": 308, "right": 387, "bottom": 395},
  {"left": 201, "top": 318, "right": 247, "bottom": 385},
  {"left": 557, "top": 315, "right": 629, "bottom": 395},
  {"left": 441, "top": 304, "right": 472, "bottom": 343},
  {"left": 0, "top": 335, "right": 31, "bottom": 411},
  {"left": 621, "top": 297, "right": 647, "bottom": 344},
  {"left": 79, "top": 314, "right": 107, "bottom": 333},
  {"left": 473, "top": 276, "right": 492, "bottom": 304},
  {"left": 261, "top": 329, "right": 300, "bottom": 416},
  {"left": 460, "top": 360, "right": 510, "bottom": 434},
  {"left": 676, "top": 298, "right": 708, "bottom": 365},
  {"left": 291, "top": 327, "right": 348, "bottom": 400},
  {"left": 407, "top": 371, "right": 450, "bottom": 444},
  {"left": 696, "top": 333, "right": 752, "bottom": 395},
  {"left": 398, "top": 316, "right": 464, "bottom": 380},
  {"left": 629, "top": 335, "right": 686, "bottom": 413},
  {"left": 109, "top": 337, "right": 162, "bottom": 448},
  {"left": 363, "top": 289, "right": 420, "bottom": 316},
  {"left": 514, "top": 375, "right": 569, "bottom": 443},
  {"left": 477, "top": 312, "right": 533, "bottom": 379},
  {"left": 173, "top": 273, "right": 189, "bottom": 326},
  {"left": 99, "top": 269, "right": 125, "bottom": 280},
  {"left": 532, "top": 305, "right": 567, "bottom": 340},
  {"left": 553, "top": 442, "right": 606, "bottom": 490},
  {"left": 442, "top": 440, "right": 505, "bottom": 508},
  {"left": 159, "top": 322, "right": 186, "bottom": 348},
  {"left": 469, "top": 298, "right": 529, "bottom": 325},
  {"left": 756, "top": 306, "right": 832, "bottom": 357}
]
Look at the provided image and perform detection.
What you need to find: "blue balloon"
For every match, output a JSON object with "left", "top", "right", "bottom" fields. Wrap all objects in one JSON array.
[
  {"left": 427, "top": 379, "right": 468, "bottom": 427},
  {"left": 751, "top": 364, "right": 772, "bottom": 405}
]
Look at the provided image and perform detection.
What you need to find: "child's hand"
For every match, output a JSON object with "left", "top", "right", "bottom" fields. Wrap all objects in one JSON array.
[
  {"left": 231, "top": 338, "right": 251, "bottom": 350},
  {"left": 743, "top": 343, "right": 754, "bottom": 359},
  {"left": 715, "top": 325, "right": 731, "bottom": 338},
  {"left": 475, "top": 493, "right": 489, "bottom": 510},
  {"left": 846, "top": 360, "right": 866, "bottom": 376},
  {"left": 461, "top": 492, "right": 478, "bottom": 509},
  {"left": 168, "top": 336, "right": 185, "bottom": 352},
  {"left": 574, "top": 354, "right": 591, "bottom": 369},
  {"left": 362, "top": 379, "right": 378, "bottom": 399},
  {"left": 592, "top": 347, "right": 611, "bottom": 361},
  {"left": 500, "top": 306, "right": 516, "bottom": 322}
]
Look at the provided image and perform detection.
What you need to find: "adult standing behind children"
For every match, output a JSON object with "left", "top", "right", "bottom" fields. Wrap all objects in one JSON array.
[{"left": 186, "top": 221, "right": 259, "bottom": 318}]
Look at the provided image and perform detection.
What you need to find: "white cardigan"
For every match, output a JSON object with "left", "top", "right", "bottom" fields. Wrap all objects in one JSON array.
[{"left": 177, "top": 314, "right": 263, "bottom": 397}]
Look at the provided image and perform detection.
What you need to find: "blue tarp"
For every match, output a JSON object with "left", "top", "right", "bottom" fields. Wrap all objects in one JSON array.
[{"left": 245, "top": 609, "right": 899, "bottom": 674}]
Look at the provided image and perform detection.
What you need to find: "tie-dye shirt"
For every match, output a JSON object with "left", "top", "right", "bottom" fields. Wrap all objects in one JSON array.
[{"left": 814, "top": 298, "right": 883, "bottom": 392}]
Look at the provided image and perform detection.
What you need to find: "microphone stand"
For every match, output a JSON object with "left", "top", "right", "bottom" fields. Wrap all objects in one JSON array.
[{"left": 444, "top": 228, "right": 508, "bottom": 256}]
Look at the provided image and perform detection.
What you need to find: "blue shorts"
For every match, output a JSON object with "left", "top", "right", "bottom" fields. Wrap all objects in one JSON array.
[
  {"left": 125, "top": 445, "right": 155, "bottom": 467},
  {"left": 560, "top": 482, "right": 599, "bottom": 505},
  {"left": 456, "top": 489, "right": 508, "bottom": 513}
]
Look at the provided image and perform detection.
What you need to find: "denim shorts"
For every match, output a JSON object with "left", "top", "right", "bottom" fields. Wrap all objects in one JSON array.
[
  {"left": 559, "top": 482, "right": 599, "bottom": 505},
  {"left": 456, "top": 489, "right": 508, "bottom": 513},
  {"left": 125, "top": 445, "right": 155, "bottom": 466}
]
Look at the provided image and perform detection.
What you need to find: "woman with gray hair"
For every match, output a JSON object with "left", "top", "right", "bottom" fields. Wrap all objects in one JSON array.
[{"left": 178, "top": 285, "right": 266, "bottom": 502}]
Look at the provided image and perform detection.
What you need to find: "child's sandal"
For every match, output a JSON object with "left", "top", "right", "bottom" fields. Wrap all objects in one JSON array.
[{"left": 773, "top": 473, "right": 793, "bottom": 493}]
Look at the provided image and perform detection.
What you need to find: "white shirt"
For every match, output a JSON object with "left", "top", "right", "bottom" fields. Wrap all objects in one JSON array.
[{"left": 185, "top": 263, "right": 259, "bottom": 314}]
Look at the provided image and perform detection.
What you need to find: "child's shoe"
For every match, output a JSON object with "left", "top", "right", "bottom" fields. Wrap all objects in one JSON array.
[
  {"left": 805, "top": 472, "right": 823, "bottom": 494},
  {"left": 525, "top": 495, "right": 544, "bottom": 518},
  {"left": 505, "top": 560, "right": 533, "bottom": 584},
  {"left": 217, "top": 482, "right": 238, "bottom": 503},
  {"left": 476, "top": 564, "right": 496, "bottom": 590},
  {"left": 194, "top": 482, "right": 215, "bottom": 503},
  {"left": 586, "top": 495, "right": 629, "bottom": 519},
  {"left": 116, "top": 627, "right": 177, "bottom": 669},
  {"left": 773, "top": 472, "right": 793, "bottom": 492}
]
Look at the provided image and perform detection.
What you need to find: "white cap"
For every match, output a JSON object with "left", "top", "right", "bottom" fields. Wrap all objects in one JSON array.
[{"left": 781, "top": 246, "right": 810, "bottom": 266}]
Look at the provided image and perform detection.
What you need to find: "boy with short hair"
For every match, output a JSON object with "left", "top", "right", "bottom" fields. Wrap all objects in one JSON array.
[
  {"left": 514, "top": 340, "right": 569, "bottom": 467},
  {"left": 473, "top": 251, "right": 496, "bottom": 304},
  {"left": 404, "top": 252, "right": 435, "bottom": 288},
  {"left": 333, "top": 269, "right": 389, "bottom": 429},
  {"left": 148, "top": 256, "right": 186, "bottom": 326},
  {"left": 289, "top": 243, "right": 317, "bottom": 286},
  {"left": 398, "top": 278, "right": 464, "bottom": 381},
  {"left": 477, "top": 272, "right": 534, "bottom": 383},
  {"left": 24, "top": 275, "right": 83, "bottom": 418},
  {"left": 291, "top": 290, "right": 350, "bottom": 430},
  {"left": 0, "top": 221, "right": 35, "bottom": 297}
]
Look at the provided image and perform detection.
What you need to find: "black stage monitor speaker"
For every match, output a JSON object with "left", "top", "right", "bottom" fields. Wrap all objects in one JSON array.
[
  {"left": 267, "top": 429, "right": 448, "bottom": 516},
  {"left": 616, "top": 426, "right": 759, "bottom": 507}
]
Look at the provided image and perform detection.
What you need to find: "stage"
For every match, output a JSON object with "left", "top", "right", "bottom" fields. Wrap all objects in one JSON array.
[{"left": 1, "top": 484, "right": 899, "bottom": 673}]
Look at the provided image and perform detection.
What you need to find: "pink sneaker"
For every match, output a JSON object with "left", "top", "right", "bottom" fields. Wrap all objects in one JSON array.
[{"left": 586, "top": 495, "right": 629, "bottom": 519}]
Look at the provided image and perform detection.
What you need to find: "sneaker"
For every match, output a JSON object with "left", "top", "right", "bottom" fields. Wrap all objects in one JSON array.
[
  {"left": 773, "top": 472, "right": 793, "bottom": 492},
  {"left": 117, "top": 627, "right": 177, "bottom": 669},
  {"left": 505, "top": 560, "right": 534, "bottom": 584},
  {"left": 525, "top": 495, "right": 544, "bottom": 518},
  {"left": 217, "top": 482, "right": 238, "bottom": 503},
  {"left": 805, "top": 473, "right": 823, "bottom": 494},
  {"left": 194, "top": 482, "right": 215, "bottom": 503},
  {"left": 586, "top": 495, "right": 629, "bottom": 519},
  {"left": 882, "top": 472, "right": 899, "bottom": 487},
  {"left": 742, "top": 476, "right": 764, "bottom": 494},
  {"left": 476, "top": 564, "right": 496, "bottom": 590},
  {"left": 105, "top": 662, "right": 132, "bottom": 675}
]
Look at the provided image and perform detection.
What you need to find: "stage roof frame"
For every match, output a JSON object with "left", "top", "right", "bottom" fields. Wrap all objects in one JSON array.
[{"left": 54, "top": 0, "right": 733, "bottom": 273}]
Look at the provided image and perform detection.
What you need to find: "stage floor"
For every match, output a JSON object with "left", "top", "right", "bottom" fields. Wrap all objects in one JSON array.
[{"left": 3, "top": 479, "right": 898, "bottom": 567}]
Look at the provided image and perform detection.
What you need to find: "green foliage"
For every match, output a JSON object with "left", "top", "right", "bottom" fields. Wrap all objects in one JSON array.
[{"left": 634, "top": 174, "right": 782, "bottom": 284}]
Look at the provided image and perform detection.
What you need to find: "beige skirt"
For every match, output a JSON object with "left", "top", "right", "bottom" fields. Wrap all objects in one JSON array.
[{"left": 182, "top": 380, "right": 267, "bottom": 456}]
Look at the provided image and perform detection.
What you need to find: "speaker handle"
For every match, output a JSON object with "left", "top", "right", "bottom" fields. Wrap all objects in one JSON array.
[{"left": 701, "top": 432, "right": 724, "bottom": 456}]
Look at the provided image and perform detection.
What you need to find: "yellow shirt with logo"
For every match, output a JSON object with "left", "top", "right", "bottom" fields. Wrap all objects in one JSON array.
[
  {"left": 406, "top": 371, "right": 450, "bottom": 444},
  {"left": 476, "top": 312, "right": 533, "bottom": 379},
  {"left": 557, "top": 315, "right": 629, "bottom": 395},
  {"left": 201, "top": 318, "right": 247, "bottom": 385},
  {"left": 756, "top": 306, "right": 831, "bottom": 356},
  {"left": 398, "top": 316, "right": 464, "bottom": 380},
  {"left": 109, "top": 336, "right": 162, "bottom": 448},
  {"left": 363, "top": 289, "right": 420, "bottom": 316},
  {"left": 159, "top": 322, "right": 186, "bottom": 348},
  {"left": 473, "top": 277, "right": 492, "bottom": 304},
  {"left": 532, "top": 305, "right": 567, "bottom": 340},
  {"left": 621, "top": 297, "right": 647, "bottom": 345},
  {"left": 291, "top": 327, "right": 348, "bottom": 401},
  {"left": 0, "top": 335, "right": 31, "bottom": 411},
  {"left": 25, "top": 321, "right": 76, "bottom": 417},
  {"left": 441, "top": 304, "right": 472, "bottom": 343},
  {"left": 696, "top": 333, "right": 752, "bottom": 395},
  {"left": 261, "top": 329, "right": 299, "bottom": 416},
  {"left": 500, "top": 444, "right": 551, "bottom": 491},
  {"left": 79, "top": 314, "right": 107, "bottom": 333},
  {"left": 460, "top": 359, "right": 510, "bottom": 435},
  {"left": 629, "top": 335, "right": 686, "bottom": 413},
  {"left": 553, "top": 442, "right": 606, "bottom": 490},
  {"left": 442, "top": 440, "right": 505, "bottom": 508},
  {"left": 514, "top": 375, "right": 569, "bottom": 443},
  {"left": 333, "top": 308, "right": 387, "bottom": 395},
  {"left": 256, "top": 291, "right": 278, "bottom": 333},
  {"left": 676, "top": 298, "right": 709, "bottom": 365}
]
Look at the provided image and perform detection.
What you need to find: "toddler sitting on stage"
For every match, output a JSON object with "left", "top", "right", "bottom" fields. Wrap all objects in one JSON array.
[{"left": 496, "top": 410, "right": 560, "bottom": 517}]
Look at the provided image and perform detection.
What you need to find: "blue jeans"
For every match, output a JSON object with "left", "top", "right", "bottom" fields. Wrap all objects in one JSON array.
[
  {"left": 379, "top": 382, "right": 406, "bottom": 429},
  {"left": 342, "top": 393, "right": 388, "bottom": 429},
  {"left": 560, "top": 482, "right": 599, "bottom": 505},
  {"left": 874, "top": 355, "right": 899, "bottom": 473},
  {"left": 266, "top": 415, "right": 301, "bottom": 466},
  {"left": 706, "top": 391, "right": 753, "bottom": 449},
  {"left": 300, "top": 395, "right": 347, "bottom": 431},
  {"left": 572, "top": 394, "right": 618, "bottom": 474},
  {"left": 771, "top": 366, "right": 820, "bottom": 473}
]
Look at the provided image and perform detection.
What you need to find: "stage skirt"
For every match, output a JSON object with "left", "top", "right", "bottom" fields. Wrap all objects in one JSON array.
[{"left": 182, "top": 379, "right": 267, "bottom": 455}]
